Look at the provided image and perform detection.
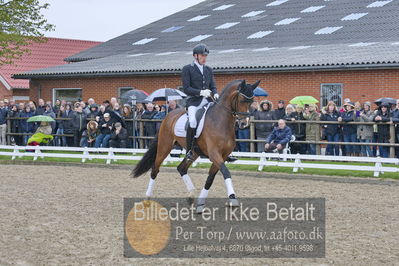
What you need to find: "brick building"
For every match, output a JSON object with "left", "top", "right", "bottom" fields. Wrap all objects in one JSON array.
[{"left": 13, "top": 0, "right": 399, "bottom": 106}]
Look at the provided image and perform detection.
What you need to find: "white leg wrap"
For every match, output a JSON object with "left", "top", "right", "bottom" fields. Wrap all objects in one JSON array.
[
  {"left": 145, "top": 178, "right": 155, "bottom": 197},
  {"left": 182, "top": 174, "right": 195, "bottom": 192},
  {"left": 197, "top": 188, "right": 209, "bottom": 206},
  {"left": 224, "top": 178, "right": 236, "bottom": 197}
]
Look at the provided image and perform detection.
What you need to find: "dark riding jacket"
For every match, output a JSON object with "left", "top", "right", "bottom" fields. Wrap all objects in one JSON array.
[{"left": 181, "top": 62, "right": 218, "bottom": 107}]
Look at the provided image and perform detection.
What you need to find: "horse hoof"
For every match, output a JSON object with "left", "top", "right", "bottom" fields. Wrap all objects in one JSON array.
[
  {"left": 227, "top": 198, "right": 240, "bottom": 207},
  {"left": 196, "top": 204, "right": 205, "bottom": 214},
  {"left": 187, "top": 191, "right": 195, "bottom": 205}
]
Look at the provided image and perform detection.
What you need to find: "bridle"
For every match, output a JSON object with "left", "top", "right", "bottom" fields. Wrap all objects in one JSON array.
[{"left": 216, "top": 91, "right": 254, "bottom": 119}]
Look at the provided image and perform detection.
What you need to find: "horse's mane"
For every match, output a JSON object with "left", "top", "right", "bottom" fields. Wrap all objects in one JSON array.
[{"left": 219, "top": 79, "right": 242, "bottom": 99}]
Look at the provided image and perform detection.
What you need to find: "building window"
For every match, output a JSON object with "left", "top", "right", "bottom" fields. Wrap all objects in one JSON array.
[
  {"left": 118, "top": 87, "right": 135, "bottom": 105},
  {"left": 52, "top": 88, "right": 82, "bottom": 104},
  {"left": 320, "top": 84, "right": 343, "bottom": 107}
]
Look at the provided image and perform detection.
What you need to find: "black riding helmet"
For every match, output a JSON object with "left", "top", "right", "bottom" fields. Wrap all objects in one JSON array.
[{"left": 193, "top": 43, "right": 210, "bottom": 55}]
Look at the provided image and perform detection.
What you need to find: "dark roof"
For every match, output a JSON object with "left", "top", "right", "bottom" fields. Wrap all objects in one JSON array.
[
  {"left": 13, "top": 0, "right": 399, "bottom": 78},
  {"left": 65, "top": 0, "right": 399, "bottom": 62},
  {"left": 13, "top": 42, "right": 399, "bottom": 78}
]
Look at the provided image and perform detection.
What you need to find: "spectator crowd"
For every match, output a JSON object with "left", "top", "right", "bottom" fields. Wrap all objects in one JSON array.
[{"left": 0, "top": 96, "right": 398, "bottom": 158}]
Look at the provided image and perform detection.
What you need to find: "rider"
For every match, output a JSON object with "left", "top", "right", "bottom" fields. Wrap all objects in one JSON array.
[{"left": 182, "top": 43, "right": 236, "bottom": 162}]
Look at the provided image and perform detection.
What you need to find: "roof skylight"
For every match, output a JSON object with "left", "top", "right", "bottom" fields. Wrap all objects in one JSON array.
[
  {"left": 242, "top": 10, "right": 265, "bottom": 17},
  {"left": 218, "top": 49, "right": 242, "bottom": 53},
  {"left": 341, "top": 13, "right": 368, "bottom": 21},
  {"left": 301, "top": 6, "right": 325, "bottom": 13},
  {"left": 162, "top": 26, "right": 184, "bottom": 33},
  {"left": 289, "top": 46, "right": 313, "bottom": 50},
  {"left": 275, "top": 18, "right": 300, "bottom": 25},
  {"left": 132, "top": 38, "right": 157, "bottom": 45},
  {"left": 367, "top": 1, "right": 393, "bottom": 8},
  {"left": 253, "top": 47, "right": 276, "bottom": 51},
  {"left": 348, "top": 42, "right": 377, "bottom": 47},
  {"left": 187, "top": 34, "right": 213, "bottom": 42},
  {"left": 247, "top": 31, "right": 274, "bottom": 39},
  {"left": 213, "top": 4, "right": 235, "bottom": 11},
  {"left": 188, "top": 15, "right": 210, "bottom": 22},
  {"left": 267, "top": 0, "right": 289, "bottom": 6},
  {"left": 314, "top": 26, "right": 343, "bottom": 34},
  {"left": 215, "top": 22, "right": 240, "bottom": 29}
]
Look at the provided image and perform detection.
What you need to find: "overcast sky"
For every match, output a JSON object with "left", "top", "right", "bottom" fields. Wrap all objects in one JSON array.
[{"left": 39, "top": 0, "right": 205, "bottom": 42}]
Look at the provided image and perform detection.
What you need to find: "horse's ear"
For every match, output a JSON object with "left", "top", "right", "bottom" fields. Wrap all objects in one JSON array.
[
  {"left": 252, "top": 80, "right": 261, "bottom": 90},
  {"left": 239, "top": 80, "right": 246, "bottom": 90}
]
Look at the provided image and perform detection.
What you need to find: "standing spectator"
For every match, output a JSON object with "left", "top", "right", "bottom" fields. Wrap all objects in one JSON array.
[
  {"left": 122, "top": 104, "right": 134, "bottom": 147},
  {"left": 374, "top": 102, "right": 391, "bottom": 158},
  {"left": 87, "top": 104, "right": 99, "bottom": 121},
  {"left": 167, "top": 100, "right": 181, "bottom": 112},
  {"left": 153, "top": 105, "right": 167, "bottom": 132},
  {"left": 274, "top": 100, "right": 286, "bottom": 120},
  {"left": 28, "top": 101, "right": 37, "bottom": 114},
  {"left": 392, "top": 99, "right": 399, "bottom": 158},
  {"left": 113, "top": 102, "right": 122, "bottom": 115},
  {"left": 141, "top": 103, "right": 157, "bottom": 148},
  {"left": 97, "top": 104, "right": 107, "bottom": 119},
  {"left": 80, "top": 121, "right": 99, "bottom": 147},
  {"left": 43, "top": 104, "right": 56, "bottom": 133},
  {"left": 236, "top": 117, "right": 250, "bottom": 152},
  {"left": 264, "top": 119, "right": 292, "bottom": 153},
  {"left": 303, "top": 104, "right": 320, "bottom": 155},
  {"left": 3, "top": 99, "right": 10, "bottom": 109},
  {"left": 341, "top": 102, "right": 358, "bottom": 156},
  {"left": 8, "top": 105, "right": 21, "bottom": 145},
  {"left": 284, "top": 105, "right": 306, "bottom": 154},
  {"left": 103, "top": 100, "right": 112, "bottom": 114},
  {"left": 72, "top": 106, "right": 87, "bottom": 147},
  {"left": 321, "top": 101, "right": 342, "bottom": 156},
  {"left": 95, "top": 113, "right": 113, "bottom": 148},
  {"left": 63, "top": 103, "right": 75, "bottom": 146},
  {"left": 87, "top": 98, "right": 95, "bottom": 108},
  {"left": 55, "top": 105, "right": 67, "bottom": 146},
  {"left": 254, "top": 100, "right": 275, "bottom": 152},
  {"left": 0, "top": 100, "right": 8, "bottom": 145},
  {"left": 80, "top": 101, "right": 90, "bottom": 116},
  {"left": 36, "top": 99, "right": 46, "bottom": 115},
  {"left": 110, "top": 122, "right": 128, "bottom": 148},
  {"left": 53, "top": 99, "right": 61, "bottom": 116},
  {"left": 19, "top": 105, "right": 35, "bottom": 145},
  {"left": 356, "top": 102, "right": 375, "bottom": 157}
]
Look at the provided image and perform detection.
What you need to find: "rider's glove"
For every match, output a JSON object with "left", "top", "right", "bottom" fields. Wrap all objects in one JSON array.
[
  {"left": 214, "top": 93, "right": 219, "bottom": 100},
  {"left": 200, "top": 89, "right": 212, "bottom": 98}
]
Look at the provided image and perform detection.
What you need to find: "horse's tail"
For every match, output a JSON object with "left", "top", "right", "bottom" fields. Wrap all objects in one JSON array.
[{"left": 131, "top": 136, "right": 158, "bottom": 178}]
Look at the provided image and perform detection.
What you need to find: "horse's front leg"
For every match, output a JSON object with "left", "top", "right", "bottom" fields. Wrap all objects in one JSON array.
[{"left": 196, "top": 162, "right": 219, "bottom": 214}]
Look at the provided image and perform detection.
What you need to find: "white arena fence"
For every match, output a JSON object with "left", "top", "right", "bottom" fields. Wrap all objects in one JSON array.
[{"left": 0, "top": 145, "right": 398, "bottom": 178}]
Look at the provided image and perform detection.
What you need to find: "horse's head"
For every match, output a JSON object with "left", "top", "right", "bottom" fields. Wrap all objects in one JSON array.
[{"left": 233, "top": 79, "right": 260, "bottom": 117}]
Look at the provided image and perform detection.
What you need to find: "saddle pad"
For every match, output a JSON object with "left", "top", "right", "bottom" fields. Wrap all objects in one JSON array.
[{"left": 174, "top": 105, "right": 211, "bottom": 138}]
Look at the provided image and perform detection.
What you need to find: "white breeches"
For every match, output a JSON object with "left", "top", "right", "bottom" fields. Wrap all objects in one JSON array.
[{"left": 188, "top": 97, "right": 208, "bottom": 128}]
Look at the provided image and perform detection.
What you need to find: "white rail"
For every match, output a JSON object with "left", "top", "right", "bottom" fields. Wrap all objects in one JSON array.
[{"left": 0, "top": 145, "right": 398, "bottom": 177}]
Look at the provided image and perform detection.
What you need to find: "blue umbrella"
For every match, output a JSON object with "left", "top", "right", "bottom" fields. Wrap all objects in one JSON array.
[{"left": 253, "top": 87, "right": 268, "bottom": 97}]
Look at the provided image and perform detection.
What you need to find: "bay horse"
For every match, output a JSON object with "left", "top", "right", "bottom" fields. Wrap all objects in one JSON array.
[{"left": 132, "top": 79, "right": 260, "bottom": 213}]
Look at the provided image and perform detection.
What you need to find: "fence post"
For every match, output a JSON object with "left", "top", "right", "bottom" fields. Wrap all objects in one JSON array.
[
  {"left": 389, "top": 122, "right": 395, "bottom": 158},
  {"left": 315, "top": 123, "right": 321, "bottom": 155},
  {"left": 139, "top": 121, "right": 144, "bottom": 149},
  {"left": 250, "top": 117, "right": 255, "bottom": 152},
  {"left": 6, "top": 118, "right": 11, "bottom": 145}
]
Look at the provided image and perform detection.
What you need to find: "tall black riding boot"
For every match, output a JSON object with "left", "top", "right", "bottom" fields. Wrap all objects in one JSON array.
[{"left": 185, "top": 127, "right": 196, "bottom": 161}]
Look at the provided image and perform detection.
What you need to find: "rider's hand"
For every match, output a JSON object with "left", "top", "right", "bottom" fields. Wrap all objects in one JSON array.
[
  {"left": 200, "top": 89, "right": 212, "bottom": 98},
  {"left": 214, "top": 93, "right": 219, "bottom": 100}
]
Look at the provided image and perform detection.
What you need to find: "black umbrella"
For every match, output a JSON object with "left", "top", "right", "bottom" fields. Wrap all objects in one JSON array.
[
  {"left": 374, "top": 97, "right": 397, "bottom": 105},
  {"left": 145, "top": 88, "right": 187, "bottom": 102},
  {"left": 120, "top": 89, "right": 149, "bottom": 104}
]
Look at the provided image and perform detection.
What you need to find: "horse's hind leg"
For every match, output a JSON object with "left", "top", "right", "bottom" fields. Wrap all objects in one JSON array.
[
  {"left": 177, "top": 155, "right": 199, "bottom": 205},
  {"left": 196, "top": 162, "right": 219, "bottom": 214},
  {"left": 145, "top": 137, "right": 175, "bottom": 198}
]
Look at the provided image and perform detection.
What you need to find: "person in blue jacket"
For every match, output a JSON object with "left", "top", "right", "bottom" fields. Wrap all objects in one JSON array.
[{"left": 264, "top": 119, "right": 292, "bottom": 153}]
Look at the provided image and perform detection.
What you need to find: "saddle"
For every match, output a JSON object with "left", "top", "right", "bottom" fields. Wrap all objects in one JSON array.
[{"left": 184, "top": 102, "right": 214, "bottom": 132}]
